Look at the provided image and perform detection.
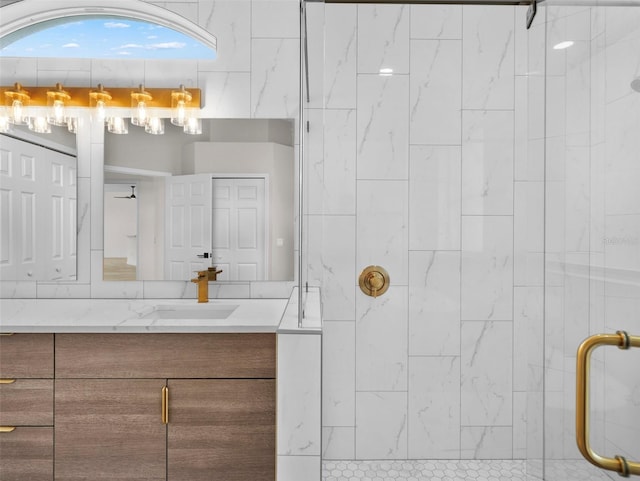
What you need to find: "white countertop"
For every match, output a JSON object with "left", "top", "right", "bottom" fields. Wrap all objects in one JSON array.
[
  {"left": 0, "top": 288, "right": 323, "bottom": 334},
  {"left": 0, "top": 298, "right": 288, "bottom": 333}
]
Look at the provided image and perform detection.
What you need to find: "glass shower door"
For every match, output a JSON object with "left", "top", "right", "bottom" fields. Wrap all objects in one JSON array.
[{"left": 543, "top": 2, "right": 640, "bottom": 480}]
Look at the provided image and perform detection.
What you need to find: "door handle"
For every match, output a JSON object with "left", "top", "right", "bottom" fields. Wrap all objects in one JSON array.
[
  {"left": 197, "top": 252, "right": 210, "bottom": 259},
  {"left": 576, "top": 330, "right": 640, "bottom": 477}
]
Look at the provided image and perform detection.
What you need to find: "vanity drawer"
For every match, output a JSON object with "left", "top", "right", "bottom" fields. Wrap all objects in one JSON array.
[
  {"left": 0, "top": 334, "right": 54, "bottom": 378},
  {"left": 56, "top": 333, "right": 276, "bottom": 379},
  {"left": 0, "top": 426, "right": 53, "bottom": 481},
  {"left": 0, "top": 380, "right": 53, "bottom": 426}
]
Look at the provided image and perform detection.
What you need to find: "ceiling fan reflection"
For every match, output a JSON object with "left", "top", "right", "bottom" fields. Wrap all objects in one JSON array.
[{"left": 115, "top": 185, "right": 136, "bottom": 199}]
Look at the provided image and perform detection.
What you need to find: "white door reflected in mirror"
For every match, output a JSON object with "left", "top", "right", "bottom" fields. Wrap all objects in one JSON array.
[{"left": 103, "top": 118, "right": 294, "bottom": 282}]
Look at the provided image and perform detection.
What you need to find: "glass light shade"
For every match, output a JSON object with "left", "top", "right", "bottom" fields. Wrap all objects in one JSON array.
[
  {"left": 107, "top": 117, "right": 128, "bottom": 134},
  {"left": 90, "top": 84, "right": 111, "bottom": 123},
  {"left": 29, "top": 116, "right": 51, "bottom": 134},
  {"left": 184, "top": 117, "right": 202, "bottom": 135},
  {"left": 46, "top": 84, "right": 70, "bottom": 126},
  {"left": 145, "top": 117, "right": 165, "bottom": 135},
  {"left": 10, "top": 99, "right": 27, "bottom": 125},
  {"left": 131, "top": 100, "right": 148, "bottom": 126},
  {"left": 67, "top": 117, "right": 78, "bottom": 134},
  {"left": 170, "top": 85, "right": 192, "bottom": 127},
  {"left": 0, "top": 110, "right": 10, "bottom": 133}
]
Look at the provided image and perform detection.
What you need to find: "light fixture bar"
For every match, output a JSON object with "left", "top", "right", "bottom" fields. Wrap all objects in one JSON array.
[{"left": 0, "top": 85, "right": 202, "bottom": 109}]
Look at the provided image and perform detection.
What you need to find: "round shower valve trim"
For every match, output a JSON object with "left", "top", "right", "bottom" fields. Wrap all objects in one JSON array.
[{"left": 359, "top": 265, "right": 390, "bottom": 298}]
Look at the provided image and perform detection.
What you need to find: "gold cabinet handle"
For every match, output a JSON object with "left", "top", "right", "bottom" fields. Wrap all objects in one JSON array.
[
  {"left": 0, "top": 379, "right": 16, "bottom": 384},
  {"left": 576, "top": 331, "right": 640, "bottom": 477},
  {"left": 0, "top": 427, "right": 16, "bottom": 433},
  {"left": 161, "top": 386, "right": 169, "bottom": 424},
  {"left": 0, "top": 333, "right": 14, "bottom": 336}
]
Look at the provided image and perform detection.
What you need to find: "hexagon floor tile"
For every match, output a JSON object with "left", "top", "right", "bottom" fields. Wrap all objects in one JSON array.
[{"left": 322, "top": 459, "right": 613, "bottom": 480}]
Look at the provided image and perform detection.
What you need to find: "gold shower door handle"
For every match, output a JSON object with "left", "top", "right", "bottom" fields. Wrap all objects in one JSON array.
[{"left": 576, "top": 331, "right": 640, "bottom": 477}]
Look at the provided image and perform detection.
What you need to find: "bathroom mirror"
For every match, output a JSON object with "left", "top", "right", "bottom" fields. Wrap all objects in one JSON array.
[
  {"left": 0, "top": 126, "right": 78, "bottom": 282},
  {"left": 103, "top": 118, "right": 295, "bottom": 282}
]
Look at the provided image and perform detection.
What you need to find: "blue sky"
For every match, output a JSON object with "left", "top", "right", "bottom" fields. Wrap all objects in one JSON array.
[{"left": 0, "top": 17, "right": 216, "bottom": 60}]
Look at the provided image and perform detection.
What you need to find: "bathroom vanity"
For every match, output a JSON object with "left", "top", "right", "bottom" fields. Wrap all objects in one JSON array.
[{"left": 0, "top": 290, "right": 322, "bottom": 481}]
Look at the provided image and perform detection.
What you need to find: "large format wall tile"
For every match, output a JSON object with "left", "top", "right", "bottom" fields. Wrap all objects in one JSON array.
[
  {"left": 357, "top": 5, "right": 410, "bottom": 75},
  {"left": 462, "top": 6, "right": 515, "bottom": 110},
  {"left": 251, "top": 0, "right": 300, "bottom": 39},
  {"left": 198, "top": 0, "right": 251, "bottom": 72},
  {"left": 323, "top": 110, "right": 357, "bottom": 215},
  {"left": 462, "top": 110, "right": 514, "bottom": 216},
  {"left": 409, "top": 146, "right": 461, "bottom": 250},
  {"left": 356, "top": 392, "right": 408, "bottom": 459},
  {"left": 323, "top": 321, "right": 356, "bottom": 427},
  {"left": 409, "top": 40, "right": 461, "bottom": 145},
  {"left": 356, "top": 286, "right": 408, "bottom": 392},
  {"left": 461, "top": 426, "right": 513, "bottom": 459},
  {"left": 324, "top": 5, "right": 357, "bottom": 109},
  {"left": 357, "top": 181, "right": 408, "bottom": 285},
  {"left": 410, "top": 5, "right": 462, "bottom": 40},
  {"left": 461, "top": 320, "right": 513, "bottom": 426},
  {"left": 321, "top": 216, "right": 356, "bottom": 321},
  {"left": 461, "top": 216, "right": 513, "bottom": 321},
  {"left": 250, "top": 39, "right": 299, "bottom": 118},
  {"left": 409, "top": 251, "right": 460, "bottom": 356},
  {"left": 408, "top": 356, "right": 461, "bottom": 458},
  {"left": 356, "top": 76, "right": 409, "bottom": 180},
  {"left": 323, "top": 427, "right": 355, "bottom": 460}
]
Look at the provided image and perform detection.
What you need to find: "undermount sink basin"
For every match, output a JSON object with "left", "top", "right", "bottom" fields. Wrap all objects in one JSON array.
[{"left": 141, "top": 304, "right": 239, "bottom": 320}]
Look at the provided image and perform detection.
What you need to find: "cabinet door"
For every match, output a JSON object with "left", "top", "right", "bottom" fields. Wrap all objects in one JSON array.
[
  {"left": 55, "top": 379, "right": 166, "bottom": 481},
  {"left": 168, "top": 379, "right": 276, "bottom": 481},
  {"left": 0, "top": 427, "right": 53, "bottom": 481}
]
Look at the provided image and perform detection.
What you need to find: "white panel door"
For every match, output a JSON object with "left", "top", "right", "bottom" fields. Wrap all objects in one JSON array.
[
  {"left": 164, "top": 174, "right": 212, "bottom": 280},
  {"left": 212, "top": 177, "right": 266, "bottom": 281},
  {"left": 0, "top": 136, "right": 76, "bottom": 281}
]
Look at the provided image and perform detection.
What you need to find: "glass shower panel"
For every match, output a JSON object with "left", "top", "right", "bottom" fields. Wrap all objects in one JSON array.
[{"left": 543, "top": 2, "right": 640, "bottom": 480}]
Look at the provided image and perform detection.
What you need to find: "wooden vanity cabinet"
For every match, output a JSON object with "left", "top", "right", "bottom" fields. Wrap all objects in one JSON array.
[
  {"left": 0, "top": 334, "right": 54, "bottom": 481},
  {"left": 53, "top": 333, "right": 276, "bottom": 481}
]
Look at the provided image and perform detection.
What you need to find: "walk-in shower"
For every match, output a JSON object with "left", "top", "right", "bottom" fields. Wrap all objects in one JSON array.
[{"left": 303, "top": 0, "right": 640, "bottom": 479}]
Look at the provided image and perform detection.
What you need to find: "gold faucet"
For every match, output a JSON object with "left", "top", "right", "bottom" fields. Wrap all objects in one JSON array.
[{"left": 191, "top": 267, "right": 223, "bottom": 303}]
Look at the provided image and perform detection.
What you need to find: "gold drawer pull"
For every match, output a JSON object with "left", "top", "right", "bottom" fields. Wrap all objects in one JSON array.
[
  {"left": 0, "top": 333, "right": 14, "bottom": 336},
  {"left": 0, "top": 379, "right": 16, "bottom": 384},
  {"left": 0, "top": 427, "right": 16, "bottom": 433},
  {"left": 161, "top": 386, "right": 169, "bottom": 424}
]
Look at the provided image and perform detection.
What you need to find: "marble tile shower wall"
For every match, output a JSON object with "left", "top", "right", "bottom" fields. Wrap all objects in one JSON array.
[
  {"left": 309, "top": 4, "right": 544, "bottom": 461},
  {"left": 0, "top": 0, "right": 300, "bottom": 300}
]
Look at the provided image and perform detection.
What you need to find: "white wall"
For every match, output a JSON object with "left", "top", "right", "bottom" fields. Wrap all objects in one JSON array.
[
  {"left": 103, "top": 188, "right": 137, "bottom": 258},
  {"left": 308, "top": 3, "right": 539, "bottom": 461}
]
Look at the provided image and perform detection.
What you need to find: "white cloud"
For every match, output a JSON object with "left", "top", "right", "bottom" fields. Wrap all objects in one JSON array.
[
  {"left": 104, "top": 22, "right": 130, "bottom": 29},
  {"left": 117, "top": 44, "right": 144, "bottom": 49},
  {"left": 62, "top": 43, "right": 80, "bottom": 48},
  {"left": 147, "top": 35, "right": 158, "bottom": 40},
  {"left": 118, "top": 51, "right": 133, "bottom": 56},
  {"left": 148, "top": 42, "right": 186, "bottom": 50}
]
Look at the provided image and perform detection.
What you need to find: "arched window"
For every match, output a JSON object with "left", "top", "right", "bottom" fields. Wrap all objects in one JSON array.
[{"left": 0, "top": 0, "right": 216, "bottom": 60}]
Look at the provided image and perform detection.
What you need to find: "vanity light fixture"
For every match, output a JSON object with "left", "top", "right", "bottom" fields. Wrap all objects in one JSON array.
[
  {"left": 184, "top": 116, "right": 202, "bottom": 135},
  {"left": 130, "top": 84, "right": 153, "bottom": 127},
  {"left": 46, "top": 83, "right": 70, "bottom": 126},
  {"left": 170, "top": 84, "right": 193, "bottom": 127},
  {"left": 29, "top": 115, "right": 52, "bottom": 134},
  {"left": 4, "top": 82, "right": 30, "bottom": 125},
  {"left": 89, "top": 84, "right": 112, "bottom": 123},
  {"left": 0, "top": 83, "right": 201, "bottom": 136},
  {"left": 145, "top": 117, "right": 165, "bottom": 135},
  {"left": 107, "top": 117, "right": 128, "bottom": 135}
]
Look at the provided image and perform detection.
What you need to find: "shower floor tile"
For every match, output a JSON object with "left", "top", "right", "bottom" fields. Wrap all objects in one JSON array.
[{"left": 322, "top": 460, "right": 528, "bottom": 481}]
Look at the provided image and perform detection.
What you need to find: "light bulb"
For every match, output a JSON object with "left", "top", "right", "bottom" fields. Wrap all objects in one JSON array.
[
  {"left": 11, "top": 99, "right": 24, "bottom": 125},
  {"left": 52, "top": 99, "right": 66, "bottom": 125},
  {"left": 96, "top": 100, "right": 107, "bottom": 122},
  {"left": 107, "top": 117, "right": 128, "bottom": 134}
]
